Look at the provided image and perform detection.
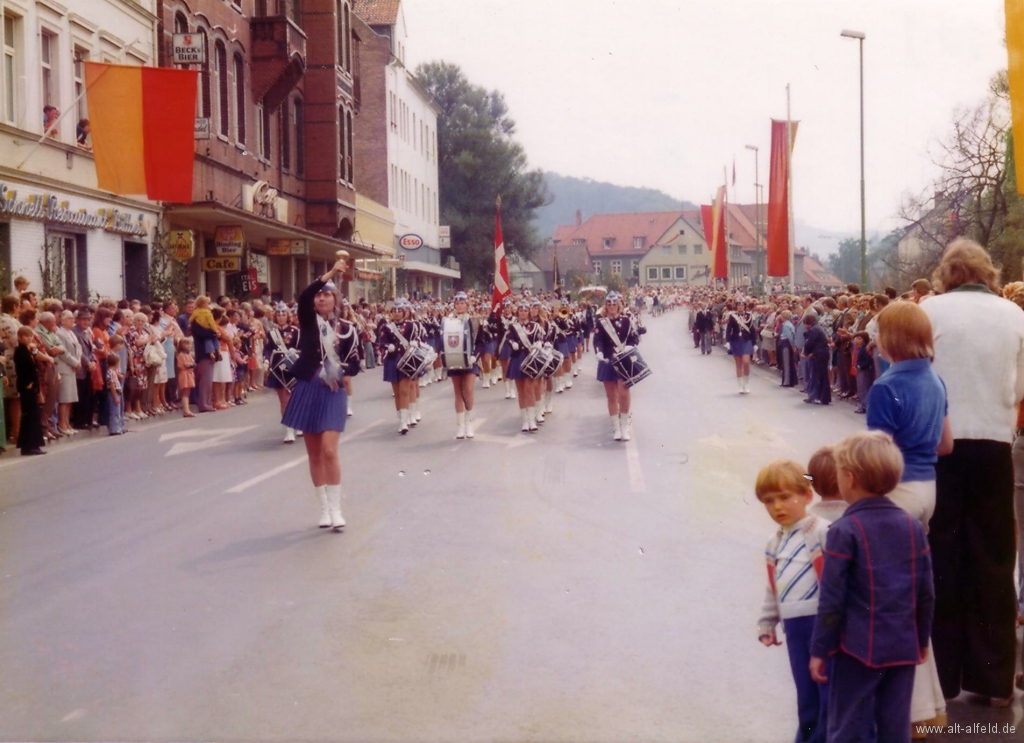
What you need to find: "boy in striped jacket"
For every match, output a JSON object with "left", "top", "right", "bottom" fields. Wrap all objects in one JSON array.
[{"left": 756, "top": 459, "right": 833, "bottom": 743}]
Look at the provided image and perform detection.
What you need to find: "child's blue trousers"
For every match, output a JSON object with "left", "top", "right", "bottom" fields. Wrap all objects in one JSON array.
[
  {"left": 784, "top": 616, "right": 829, "bottom": 743},
  {"left": 827, "top": 651, "right": 914, "bottom": 743}
]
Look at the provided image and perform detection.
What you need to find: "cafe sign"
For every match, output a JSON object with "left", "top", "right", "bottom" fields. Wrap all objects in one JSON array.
[
  {"left": 215, "top": 225, "right": 244, "bottom": 256},
  {"left": 0, "top": 183, "right": 149, "bottom": 236},
  {"left": 167, "top": 230, "right": 194, "bottom": 261}
]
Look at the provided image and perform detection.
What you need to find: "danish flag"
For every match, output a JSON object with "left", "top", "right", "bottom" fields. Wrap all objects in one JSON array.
[{"left": 491, "top": 195, "right": 511, "bottom": 311}]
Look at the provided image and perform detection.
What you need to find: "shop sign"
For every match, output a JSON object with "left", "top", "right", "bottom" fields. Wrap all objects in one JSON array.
[
  {"left": 241, "top": 268, "right": 259, "bottom": 292},
  {"left": 172, "top": 33, "right": 205, "bottom": 65},
  {"left": 167, "top": 230, "right": 194, "bottom": 261},
  {"left": 215, "top": 225, "right": 244, "bottom": 255},
  {"left": 399, "top": 233, "right": 423, "bottom": 250},
  {"left": 0, "top": 183, "right": 149, "bottom": 236},
  {"left": 354, "top": 268, "right": 383, "bottom": 281},
  {"left": 267, "top": 238, "right": 307, "bottom": 256},
  {"left": 249, "top": 252, "right": 269, "bottom": 283},
  {"left": 195, "top": 117, "right": 210, "bottom": 140},
  {"left": 202, "top": 257, "right": 240, "bottom": 272}
]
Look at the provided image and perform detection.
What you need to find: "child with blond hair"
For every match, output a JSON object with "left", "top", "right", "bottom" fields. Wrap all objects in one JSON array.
[
  {"left": 175, "top": 338, "right": 196, "bottom": 418},
  {"left": 810, "top": 431, "right": 934, "bottom": 743},
  {"left": 807, "top": 446, "right": 846, "bottom": 522},
  {"left": 756, "top": 459, "right": 832, "bottom": 743}
]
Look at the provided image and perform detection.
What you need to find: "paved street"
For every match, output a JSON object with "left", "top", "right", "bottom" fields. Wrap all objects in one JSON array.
[{"left": 1, "top": 311, "right": 1020, "bottom": 742}]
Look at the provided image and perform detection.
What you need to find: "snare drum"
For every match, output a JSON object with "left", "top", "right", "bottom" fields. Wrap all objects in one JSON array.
[
  {"left": 611, "top": 347, "right": 652, "bottom": 388},
  {"left": 441, "top": 317, "right": 472, "bottom": 370},
  {"left": 543, "top": 348, "right": 564, "bottom": 377},
  {"left": 522, "top": 345, "right": 563, "bottom": 379},
  {"left": 398, "top": 342, "right": 436, "bottom": 379},
  {"left": 268, "top": 348, "right": 299, "bottom": 391}
]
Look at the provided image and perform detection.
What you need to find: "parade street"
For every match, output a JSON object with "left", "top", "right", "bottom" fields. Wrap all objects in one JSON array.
[{"left": 0, "top": 312, "right": 1020, "bottom": 743}]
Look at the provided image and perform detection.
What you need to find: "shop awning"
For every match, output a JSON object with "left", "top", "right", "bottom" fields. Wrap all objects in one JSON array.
[
  {"left": 402, "top": 260, "right": 461, "bottom": 279},
  {"left": 163, "top": 202, "right": 385, "bottom": 260}
]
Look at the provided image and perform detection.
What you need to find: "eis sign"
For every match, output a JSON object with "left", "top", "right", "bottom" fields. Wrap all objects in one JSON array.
[{"left": 172, "top": 33, "right": 205, "bottom": 65}]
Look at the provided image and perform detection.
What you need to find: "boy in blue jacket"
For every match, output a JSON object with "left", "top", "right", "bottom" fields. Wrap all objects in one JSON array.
[{"left": 809, "top": 431, "right": 934, "bottom": 743}]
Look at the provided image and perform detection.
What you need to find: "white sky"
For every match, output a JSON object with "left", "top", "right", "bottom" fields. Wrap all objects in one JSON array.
[{"left": 402, "top": 0, "right": 1008, "bottom": 236}]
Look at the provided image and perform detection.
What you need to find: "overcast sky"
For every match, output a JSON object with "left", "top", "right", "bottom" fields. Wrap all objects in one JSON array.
[{"left": 403, "top": 0, "right": 1008, "bottom": 237}]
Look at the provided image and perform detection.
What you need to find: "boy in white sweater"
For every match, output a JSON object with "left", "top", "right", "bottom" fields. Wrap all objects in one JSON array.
[{"left": 756, "top": 459, "right": 833, "bottom": 743}]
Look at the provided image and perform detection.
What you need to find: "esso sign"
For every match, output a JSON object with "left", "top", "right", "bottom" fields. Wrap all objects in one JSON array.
[{"left": 399, "top": 234, "right": 423, "bottom": 250}]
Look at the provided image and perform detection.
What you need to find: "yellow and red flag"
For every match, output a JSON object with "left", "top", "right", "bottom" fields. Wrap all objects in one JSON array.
[
  {"left": 1007, "top": 0, "right": 1024, "bottom": 194},
  {"left": 84, "top": 63, "right": 198, "bottom": 202}
]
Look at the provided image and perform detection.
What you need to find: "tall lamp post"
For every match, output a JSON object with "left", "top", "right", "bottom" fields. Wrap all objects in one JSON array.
[
  {"left": 841, "top": 29, "right": 866, "bottom": 288},
  {"left": 744, "top": 144, "right": 761, "bottom": 291}
]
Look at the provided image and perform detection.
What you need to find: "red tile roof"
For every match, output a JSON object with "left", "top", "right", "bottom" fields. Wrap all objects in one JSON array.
[
  {"left": 554, "top": 211, "right": 683, "bottom": 256},
  {"left": 802, "top": 255, "right": 843, "bottom": 287},
  {"left": 536, "top": 242, "right": 593, "bottom": 273},
  {"left": 352, "top": 0, "right": 401, "bottom": 26}
]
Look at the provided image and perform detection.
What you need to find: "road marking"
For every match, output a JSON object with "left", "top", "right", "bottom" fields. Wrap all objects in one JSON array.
[
  {"left": 226, "top": 456, "right": 308, "bottom": 493},
  {"left": 160, "top": 426, "right": 259, "bottom": 456},
  {"left": 223, "top": 418, "right": 387, "bottom": 493},
  {"left": 625, "top": 436, "right": 646, "bottom": 493}
]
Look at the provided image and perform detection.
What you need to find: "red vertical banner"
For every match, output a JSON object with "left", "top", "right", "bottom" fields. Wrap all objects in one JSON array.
[
  {"left": 491, "top": 196, "right": 511, "bottom": 311},
  {"left": 767, "top": 119, "right": 796, "bottom": 277},
  {"left": 700, "top": 204, "right": 715, "bottom": 281},
  {"left": 713, "top": 187, "right": 729, "bottom": 280}
]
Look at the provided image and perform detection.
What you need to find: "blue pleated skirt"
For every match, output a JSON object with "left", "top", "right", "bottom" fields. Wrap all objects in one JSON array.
[
  {"left": 482, "top": 339, "right": 498, "bottom": 355},
  {"left": 506, "top": 351, "right": 528, "bottom": 380},
  {"left": 730, "top": 339, "right": 754, "bottom": 357},
  {"left": 282, "top": 378, "right": 347, "bottom": 433},
  {"left": 555, "top": 339, "right": 571, "bottom": 357},
  {"left": 596, "top": 359, "right": 621, "bottom": 382},
  {"left": 498, "top": 342, "right": 513, "bottom": 360},
  {"left": 382, "top": 356, "right": 400, "bottom": 383},
  {"left": 567, "top": 337, "right": 579, "bottom": 354}
]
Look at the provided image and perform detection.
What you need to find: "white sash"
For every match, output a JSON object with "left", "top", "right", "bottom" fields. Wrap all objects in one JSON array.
[
  {"left": 599, "top": 316, "right": 626, "bottom": 354},
  {"left": 317, "top": 316, "right": 346, "bottom": 391}
]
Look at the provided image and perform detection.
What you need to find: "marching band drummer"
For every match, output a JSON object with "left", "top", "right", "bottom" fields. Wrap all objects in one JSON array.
[
  {"left": 725, "top": 299, "right": 757, "bottom": 395},
  {"left": 479, "top": 302, "right": 499, "bottom": 390},
  {"left": 594, "top": 291, "right": 645, "bottom": 442},
  {"left": 266, "top": 301, "right": 300, "bottom": 443},
  {"left": 496, "top": 299, "right": 517, "bottom": 399},
  {"left": 378, "top": 299, "right": 419, "bottom": 434},
  {"left": 528, "top": 300, "right": 550, "bottom": 424},
  {"left": 503, "top": 302, "right": 542, "bottom": 432},
  {"left": 447, "top": 291, "right": 486, "bottom": 440},
  {"left": 281, "top": 257, "right": 360, "bottom": 531},
  {"left": 552, "top": 301, "right": 574, "bottom": 394}
]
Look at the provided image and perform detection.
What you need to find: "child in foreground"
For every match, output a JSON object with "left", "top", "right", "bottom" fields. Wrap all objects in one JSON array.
[
  {"left": 808, "top": 446, "right": 846, "bottom": 522},
  {"left": 756, "top": 459, "right": 831, "bottom": 743},
  {"left": 810, "top": 431, "right": 934, "bottom": 743}
]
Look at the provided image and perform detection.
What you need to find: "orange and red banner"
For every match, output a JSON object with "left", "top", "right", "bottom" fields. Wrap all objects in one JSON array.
[
  {"left": 767, "top": 119, "right": 798, "bottom": 277},
  {"left": 85, "top": 63, "right": 198, "bottom": 202},
  {"left": 700, "top": 185, "right": 729, "bottom": 281},
  {"left": 1007, "top": 0, "right": 1024, "bottom": 194},
  {"left": 491, "top": 198, "right": 511, "bottom": 311}
]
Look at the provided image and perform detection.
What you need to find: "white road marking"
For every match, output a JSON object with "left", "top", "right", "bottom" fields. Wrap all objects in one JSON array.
[
  {"left": 625, "top": 436, "right": 646, "bottom": 493},
  {"left": 160, "top": 426, "right": 259, "bottom": 457},
  {"left": 226, "top": 456, "right": 308, "bottom": 493}
]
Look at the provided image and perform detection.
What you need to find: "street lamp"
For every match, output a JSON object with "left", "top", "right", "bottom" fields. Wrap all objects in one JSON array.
[
  {"left": 744, "top": 144, "right": 761, "bottom": 290},
  {"left": 841, "top": 28, "right": 866, "bottom": 288}
]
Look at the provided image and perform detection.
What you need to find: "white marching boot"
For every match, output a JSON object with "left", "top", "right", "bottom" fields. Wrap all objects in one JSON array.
[
  {"left": 611, "top": 414, "right": 623, "bottom": 441},
  {"left": 504, "top": 380, "right": 512, "bottom": 399},
  {"left": 620, "top": 413, "right": 632, "bottom": 442},
  {"left": 413, "top": 402, "right": 422, "bottom": 423},
  {"left": 316, "top": 485, "right": 331, "bottom": 528},
  {"left": 326, "top": 484, "right": 345, "bottom": 530},
  {"left": 520, "top": 408, "right": 530, "bottom": 433},
  {"left": 347, "top": 401, "right": 354, "bottom": 417},
  {"left": 455, "top": 411, "right": 466, "bottom": 440},
  {"left": 565, "top": 375, "right": 573, "bottom": 389},
  {"left": 283, "top": 426, "right": 296, "bottom": 444},
  {"left": 482, "top": 374, "right": 491, "bottom": 389},
  {"left": 545, "top": 391, "right": 554, "bottom": 414},
  {"left": 535, "top": 405, "right": 545, "bottom": 425},
  {"left": 465, "top": 412, "right": 474, "bottom": 439},
  {"left": 527, "top": 407, "right": 538, "bottom": 432},
  {"left": 737, "top": 377, "right": 745, "bottom": 394},
  {"left": 399, "top": 409, "right": 409, "bottom": 434},
  {"left": 555, "top": 377, "right": 564, "bottom": 394},
  {"left": 743, "top": 375, "right": 751, "bottom": 395}
]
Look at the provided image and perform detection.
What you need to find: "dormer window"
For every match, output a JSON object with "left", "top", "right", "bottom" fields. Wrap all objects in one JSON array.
[
  {"left": 603, "top": 238, "right": 613, "bottom": 249},
  {"left": 633, "top": 237, "right": 644, "bottom": 249},
  {"left": 573, "top": 238, "right": 585, "bottom": 246}
]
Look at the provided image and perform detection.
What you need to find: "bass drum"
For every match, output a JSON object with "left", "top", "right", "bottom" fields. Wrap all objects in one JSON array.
[
  {"left": 611, "top": 346, "right": 652, "bottom": 388},
  {"left": 441, "top": 317, "right": 472, "bottom": 370},
  {"left": 398, "top": 342, "right": 436, "bottom": 379}
]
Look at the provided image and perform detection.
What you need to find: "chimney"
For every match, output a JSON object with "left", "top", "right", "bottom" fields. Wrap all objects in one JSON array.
[{"left": 575, "top": 209, "right": 582, "bottom": 226}]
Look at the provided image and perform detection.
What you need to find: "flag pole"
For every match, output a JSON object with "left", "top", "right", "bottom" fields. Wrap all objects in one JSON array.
[
  {"left": 16, "top": 38, "right": 144, "bottom": 170},
  {"left": 786, "top": 84, "right": 795, "bottom": 294}
]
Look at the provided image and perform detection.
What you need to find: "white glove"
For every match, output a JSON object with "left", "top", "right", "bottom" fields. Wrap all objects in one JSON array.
[
  {"left": 511, "top": 342, "right": 520, "bottom": 351},
  {"left": 623, "top": 345, "right": 635, "bottom": 353},
  {"left": 387, "top": 344, "right": 396, "bottom": 353},
  {"left": 597, "top": 353, "right": 607, "bottom": 363},
  {"left": 469, "top": 354, "right": 478, "bottom": 366}
]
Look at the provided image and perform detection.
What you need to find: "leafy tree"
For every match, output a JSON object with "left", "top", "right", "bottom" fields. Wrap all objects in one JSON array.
[
  {"left": 827, "top": 238, "right": 863, "bottom": 285},
  {"left": 415, "top": 61, "right": 550, "bottom": 287}
]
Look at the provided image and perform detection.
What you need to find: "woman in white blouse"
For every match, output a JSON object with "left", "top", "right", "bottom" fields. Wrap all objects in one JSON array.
[{"left": 54, "top": 310, "right": 83, "bottom": 435}]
